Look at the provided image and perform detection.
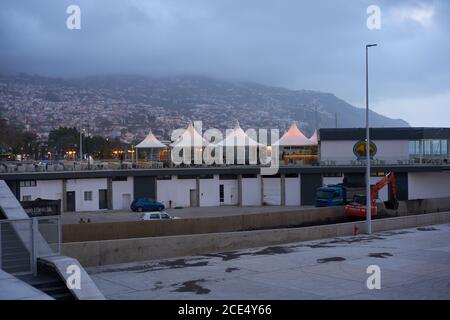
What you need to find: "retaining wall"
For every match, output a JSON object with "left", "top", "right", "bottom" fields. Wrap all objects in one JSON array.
[
  {"left": 62, "top": 206, "right": 345, "bottom": 242},
  {"left": 62, "top": 211, "right": 450, "bottom": 267}
]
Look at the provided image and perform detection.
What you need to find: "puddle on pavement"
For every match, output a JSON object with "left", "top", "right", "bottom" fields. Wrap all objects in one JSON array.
[
  {"left": 252, "top": 246, "right": 294, "bottom": 255},
  {"left": 303, "top": 235, "right": 386, "bottom": 249},
  {"left": 368, "top": 252, "right": 393, "bottom": 258},
  {"left": 172, "top": 279, "right": 211, "bottom": 295},
  {"left": 317, "top": 257, "right": 346, "bottom": 264},
  {"left": 91, "top": 257, "right": 210, "bottom": 274},
  {"left": 379, "top": 230, "right": 413, "bottom": 236},
  {"left": 206, "top": 246, "right": 294, "bottom": 261},
  {"left": 417, "top": 227, "right": 439, "bottom": 232}
]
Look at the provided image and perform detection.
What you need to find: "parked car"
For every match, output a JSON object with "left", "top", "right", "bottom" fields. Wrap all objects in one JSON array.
[
  {"left": 130, "top": 198, "right": 165, "bottom": 212},
  {"left": 140, "top": 211, "right": 178, "bottom": 221}
]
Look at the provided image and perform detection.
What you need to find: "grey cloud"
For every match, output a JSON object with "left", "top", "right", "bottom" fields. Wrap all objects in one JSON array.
[{"left": 0, "top": 0, "right": 449, "bottom": 125}]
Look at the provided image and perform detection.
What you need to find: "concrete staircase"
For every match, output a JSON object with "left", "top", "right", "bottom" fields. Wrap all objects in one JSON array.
[
  {"left": 18, "top": 261, "right": 75, "bottom": 300},
  {"left": 0, "top": 222, "right": 31, "bottom": 274},
  {"left": 1, "top": 179, "right": 105, "bottom": 300}
]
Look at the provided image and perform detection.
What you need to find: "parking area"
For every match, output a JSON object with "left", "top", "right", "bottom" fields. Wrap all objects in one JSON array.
[
  {"left": 87, "top": 223, "right": 450, "bottom": 300},
  {"left": 61, "top": 205, "right": 312, "bottom": 224}
]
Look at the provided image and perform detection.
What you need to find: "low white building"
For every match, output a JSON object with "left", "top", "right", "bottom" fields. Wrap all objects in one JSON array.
[{"left": 5, "top": 127, "right": 450, "bottom": 212}]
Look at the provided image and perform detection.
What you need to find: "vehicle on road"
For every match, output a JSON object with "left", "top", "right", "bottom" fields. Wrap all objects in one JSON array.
[
  {"left": 140, "top": 211, "right": 178, "bottom": 221},
  {"left": 345, "top": 172, "right": 399, "bottom": 218},
  {"left": 315, "top": 185, "right": 366, "bottom": 207},
  {"left": 131, "top": 198, "right": 165, "bottom": 212}
]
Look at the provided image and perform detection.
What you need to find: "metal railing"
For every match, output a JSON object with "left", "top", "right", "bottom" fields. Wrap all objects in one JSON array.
[
  {"left": 0, "top": 216, "right": 61, "bottom": 275},
  {"left": 2, "top": 155, "right": 450, "bottom": 174}
]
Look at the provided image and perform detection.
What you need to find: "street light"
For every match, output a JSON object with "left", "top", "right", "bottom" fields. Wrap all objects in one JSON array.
[
  {"left": 366, "top": 44, "right": 377, "bottom": 234},
  {"left": 79, "top": 128, "right": 85, "bottom": 162}
]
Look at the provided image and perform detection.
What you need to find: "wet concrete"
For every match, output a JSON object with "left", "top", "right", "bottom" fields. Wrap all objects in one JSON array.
[
  {"left": 417, "top": 227, "right": 439, "bottom": 231},
  {"left": 206, "top": 246, "right": 294, "bottom": 261},
  {"left": 88, "top": 223, "right": 450, "bottom": 300},
  {"left": 171, "top": 279, "right": 210, "bottom": 295},
  {"left": 368, "top": 252, "right": 393, "bottom": 259},
  {"left": 316, "top": 257, "right": 346, "bottom": 264},
  {"left": 89, "top": 257, "right": 210, "bottom": 274},
  {"left": 252, "top": 246, "right": 294, "bottom": 256}
]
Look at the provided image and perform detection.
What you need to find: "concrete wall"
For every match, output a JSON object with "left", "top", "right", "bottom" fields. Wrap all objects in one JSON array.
[
  {"left": 320, "top": 140, "right": 409, "bottom": 164},
  {"left": 112, "top": 177, "right": 133, "bottom": 210},
  {"left": 397, "top": 197, "right": 450, "bottom": 215},
  {"left": 20, "top": 179, "right": 62, "bottom": 202},
  {"left": 241, "top": 178, "right": 261, "bottom": 206},
  {"left": 262, "top": 177, "right": 281, "bottom": 205},
  {"left": 408, "top": 172, "right": 450, "bottom": 200},
  {"left": 62, "top": 211, "right": 450, "bottom": 267},
  {"left": 157, "top": 176, "right": 196, "bottom": 208},
  {"left": 66, "top": 178, "right": 107, "bottom": 212},
  {"left": 62, "top": 206, "right": 345, "bottom": 242}
]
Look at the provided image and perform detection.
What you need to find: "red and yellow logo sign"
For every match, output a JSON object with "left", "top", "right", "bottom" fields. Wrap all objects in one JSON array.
[{"left": 353, "top": 140, "right": 377, "bottom": 160}]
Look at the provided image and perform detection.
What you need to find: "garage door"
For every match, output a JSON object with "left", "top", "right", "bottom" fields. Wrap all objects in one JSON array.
[{"left": 263, "top": 178, "right": 281, "bottom": 205}]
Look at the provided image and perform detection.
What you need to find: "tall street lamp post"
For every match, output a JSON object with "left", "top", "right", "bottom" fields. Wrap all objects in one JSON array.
[{"left": 366, "top": 44, "right": 377, "bottom": 234}]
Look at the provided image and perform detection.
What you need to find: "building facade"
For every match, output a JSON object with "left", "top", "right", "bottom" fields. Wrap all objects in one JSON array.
[{"left": 1, "top": 127, "right": 450, "bottom": 212}]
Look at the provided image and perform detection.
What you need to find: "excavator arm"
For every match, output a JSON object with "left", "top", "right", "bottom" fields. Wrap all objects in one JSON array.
[
  {"left": 371, "top": 172, "right": 399, "bottom": 210},
  {"left": 345, "top": 171, "right": 399, "bottom": 218}
]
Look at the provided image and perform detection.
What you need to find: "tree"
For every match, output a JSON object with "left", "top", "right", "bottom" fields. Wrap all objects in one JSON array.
[
  {"left": 47, "top": 127, "right": 128, "bottom": 160},
  {"left": 47, "top": 127, "right": 79, "bottom": 157}
]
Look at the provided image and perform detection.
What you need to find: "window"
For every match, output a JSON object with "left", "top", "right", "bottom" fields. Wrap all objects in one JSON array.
[
  {"left": 409, "top": 141, "right": 417, "bottom": 155},
  {"left": 371, "top": 172, "right": 386, "bottom": 177},
  {"left": 442, "top": 140, "right": 448, "bottom": 156},
  {"left": 410, "top": 140, "right": 449, "bottom": 157},
  {"left": 219, "top": 184, "right": 224, "bottom": 203},
  {"left": 84, "top": 191, "right": 93, "bottom": 201},
  {"left": 20, "top": 180, "right": 36, "bottom": 187},
  {"left": 22, "top": 195, "right": 32, "bottom": 201},
  {"left": 424, "top": 140, "right": 431, "bottom": 155},
  {"left": 432, "top": 140, "right": 441, "bottom": 155},
  {"left": 150, "top": 214, "right": 159, "bottom": 219},
  {"left": 161, "top": 213, "right": 170, "bottom": 219}
]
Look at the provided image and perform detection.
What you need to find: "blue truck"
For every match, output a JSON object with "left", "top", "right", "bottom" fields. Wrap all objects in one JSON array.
[{"left": 315, "top": 185, "right": 365, "bottom": 207}]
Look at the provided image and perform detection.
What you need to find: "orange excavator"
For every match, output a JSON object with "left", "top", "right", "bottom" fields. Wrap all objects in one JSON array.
[{"left": 345, "top": 172, "right": 399, "bottom": 218}]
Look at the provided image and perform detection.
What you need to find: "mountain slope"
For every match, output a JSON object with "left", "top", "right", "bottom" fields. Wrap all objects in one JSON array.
[{"left": 0, "top": 74, "right": 408, "bottom": 140}]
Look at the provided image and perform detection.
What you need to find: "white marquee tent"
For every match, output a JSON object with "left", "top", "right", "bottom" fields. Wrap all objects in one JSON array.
[
  {"left": 309, "top": 130, "right": 319, "bottom": 145},
  {"left": 216, "top": 121, "right": 262, "bottom": 147},
  {"left": 170, "top": 122, "right": 207, "bottom": 148},
  {"left": 135, "top": 130, "right": 167, "bottom": 161},
  {"left": 273, "top": 121, "right": 316, "bottom": 147},
  {"left": 136, "top": 130, "right": 167, "bottom": 149}
]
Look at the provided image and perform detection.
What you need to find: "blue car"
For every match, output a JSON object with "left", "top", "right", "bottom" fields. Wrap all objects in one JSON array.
[{"left": 130, "top": 198, "right": 165, "bottom": 212}]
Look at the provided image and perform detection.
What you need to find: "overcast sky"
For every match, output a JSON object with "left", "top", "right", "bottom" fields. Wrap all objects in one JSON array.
[{"left": 1, "top": 0, "right": 449, "bottom": 127}]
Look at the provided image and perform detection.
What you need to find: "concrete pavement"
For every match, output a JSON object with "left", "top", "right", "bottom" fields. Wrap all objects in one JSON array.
[{"left": 87, "top": 223, "right": 450, "bottom": 300}]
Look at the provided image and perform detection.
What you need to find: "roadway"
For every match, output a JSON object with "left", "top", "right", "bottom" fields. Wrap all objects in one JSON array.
[{"left": 87, "top": 223, "right": 450, "bottom": 300}]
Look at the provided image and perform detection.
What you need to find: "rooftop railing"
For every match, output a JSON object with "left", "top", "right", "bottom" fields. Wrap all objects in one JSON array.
[{"left": 1, "top": 155, "right": 449, "bottom": 173}]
